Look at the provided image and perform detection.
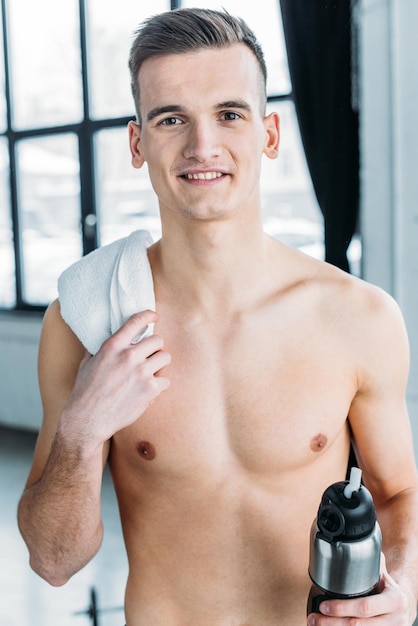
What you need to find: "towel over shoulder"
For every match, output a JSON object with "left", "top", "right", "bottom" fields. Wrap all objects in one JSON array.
[{"left": 58, "top": 230, "right": 155, "bottom": 354}]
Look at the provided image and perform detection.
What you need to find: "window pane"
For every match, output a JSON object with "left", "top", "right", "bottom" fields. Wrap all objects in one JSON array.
[
  {"left": 261, "top": 101, "right": 323, "bottom": 256},
  {"left": 0, "top": 139, "right": 14, "bottom": 307},
  {"left": 7, "top": 0, "right": 83, "bottom": 129},
  {"left": 86, "top": 0, "right": 170, "bottom": 120},
  {"left": 95, "top": 127, "right": 160, "bottom": 246},
  {"left": 262, "top": 102, "right": 361, "bottom": 274},
  {"left": 181, "top": 0, "right": 291, "bottom": 96},
  {"left": 16, "top": 134, "right": 82, "bottom": 305}
]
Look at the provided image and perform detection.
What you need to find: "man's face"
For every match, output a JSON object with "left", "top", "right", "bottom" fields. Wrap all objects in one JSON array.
[{"left": 129, "top": 44, "right": 279, "bottom": 223}]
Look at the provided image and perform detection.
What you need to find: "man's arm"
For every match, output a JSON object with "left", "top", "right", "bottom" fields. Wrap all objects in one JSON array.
[
  {"left": 18, "top": 300, "right": 171, "bottom": 586},
  {"left": 311, "top": 284, "right": 418, "bottom": 624},
  {"left": 351, "top": 288, "right": 418, "bottom": 623}
]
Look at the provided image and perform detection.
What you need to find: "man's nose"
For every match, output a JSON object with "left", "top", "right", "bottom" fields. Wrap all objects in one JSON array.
[{"left": 182, "top": 121, "right": 222, "bottom": 162}]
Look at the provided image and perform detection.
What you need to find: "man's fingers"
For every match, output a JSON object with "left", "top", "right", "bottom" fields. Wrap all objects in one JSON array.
[
  {"left": 316, "top": 581, "right": 408, "bottom": 622},
  {"left": 144, "top": 344, "right": 172, "bottom": 374},
  {"left": 105, "top": 310, "right": 159, "bottom": 347}
]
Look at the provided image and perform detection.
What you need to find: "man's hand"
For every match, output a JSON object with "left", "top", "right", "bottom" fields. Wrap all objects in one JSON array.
[
  {"left": 58, "top": 310, "right": 171, "bottom": 449},
  {"left": 307, "top": 558, "right": 413, "bottom": 625}
]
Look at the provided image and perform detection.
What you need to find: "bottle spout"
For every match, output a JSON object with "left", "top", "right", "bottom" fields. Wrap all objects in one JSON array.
[{"left": 343, "top": 467, "right": 362, "bottom": 499}]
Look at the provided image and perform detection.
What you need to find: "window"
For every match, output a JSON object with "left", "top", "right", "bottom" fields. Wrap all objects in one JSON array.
[
  {"left": 0, "top": 0, "right": 322, "bottom": 310},
  {"left": 15, "top": 134, "right": 82, "bottom": 304}
]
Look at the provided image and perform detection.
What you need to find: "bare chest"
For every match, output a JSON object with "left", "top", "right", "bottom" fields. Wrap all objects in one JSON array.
[{"left": 112, "top": 316, "right": 355, "bottom": 477}]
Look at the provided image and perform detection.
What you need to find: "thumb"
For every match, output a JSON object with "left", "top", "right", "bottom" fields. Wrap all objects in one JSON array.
[{"left": 106, "top": 310, "right": 159, "bottom": 347}]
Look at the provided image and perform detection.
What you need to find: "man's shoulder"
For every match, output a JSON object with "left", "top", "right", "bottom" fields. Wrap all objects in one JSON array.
[
  {"left": 320, "top": 260, "right": 399, "bottom": 317},
  {"left": 309, "top": 260, "right": 407, "bottom": 353},
  {"left": 322, "top": 263, "right": 399, "bottom": 318},
  {"left": 278, "top": 246, "right": 404, "bottom": 331}
]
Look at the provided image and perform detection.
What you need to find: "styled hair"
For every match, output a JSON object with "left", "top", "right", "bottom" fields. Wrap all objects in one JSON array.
[{"left": 128, "top": 8, "right": 267, "bottom": 122}]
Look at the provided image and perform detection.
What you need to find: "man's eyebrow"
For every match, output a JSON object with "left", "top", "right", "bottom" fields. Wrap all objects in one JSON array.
[
  {"left": 146, "top": 105, "right": 185, "bottom": 123},
  {"left": 216, "top": 99, "right": 252, "bottom": 111}
]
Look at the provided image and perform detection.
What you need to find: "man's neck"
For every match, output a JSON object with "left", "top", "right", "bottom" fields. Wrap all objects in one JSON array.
[{"left": 149, "top": 218, "right": 273, "bottom": 315}]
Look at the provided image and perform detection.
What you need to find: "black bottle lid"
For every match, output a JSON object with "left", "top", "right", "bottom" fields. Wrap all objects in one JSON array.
[{"left": 316, "top": 468, "right": 377, "bottom": 542}]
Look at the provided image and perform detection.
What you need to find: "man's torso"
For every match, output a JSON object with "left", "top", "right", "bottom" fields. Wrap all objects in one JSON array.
[{"left": 109, "top": 246, "right": 359, "bottom": 625}]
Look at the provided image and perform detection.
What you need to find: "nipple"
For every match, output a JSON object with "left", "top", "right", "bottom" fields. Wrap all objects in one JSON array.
[
  {"left": 137, "top": 441, "right": 156, "bottom": 460},
  {"left": 310, "top": 433, "right": 328, "bottom": 452}
]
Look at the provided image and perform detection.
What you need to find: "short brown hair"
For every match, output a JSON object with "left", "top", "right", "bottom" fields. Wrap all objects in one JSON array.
[{"left": 128, "top": 8, "right": 267, "bottom": 122}]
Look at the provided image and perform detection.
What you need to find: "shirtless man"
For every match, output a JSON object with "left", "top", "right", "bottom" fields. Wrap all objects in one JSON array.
[{"left": 18, "top": 8, "right": 418, "bottom": 626}]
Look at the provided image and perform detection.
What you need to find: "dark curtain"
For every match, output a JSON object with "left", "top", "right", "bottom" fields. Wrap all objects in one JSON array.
[{"left": 279, "top": 1, "right": 359, "bottom": 272}]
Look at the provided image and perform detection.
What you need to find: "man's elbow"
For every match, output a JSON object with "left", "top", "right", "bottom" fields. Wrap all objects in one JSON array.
[
  {"left": 24, "top": 528, "right": 103, "bottom": 587},
  {"left": 18, "top": 506, "right": 104, "bottom": 586},
  {"left": 28, "top": 554, "right": 77, "bottom": 587}
]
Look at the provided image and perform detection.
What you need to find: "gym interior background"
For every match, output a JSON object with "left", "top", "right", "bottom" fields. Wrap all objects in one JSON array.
[{"left": 0, "top": 1, "right": 417, "bottom": 624}]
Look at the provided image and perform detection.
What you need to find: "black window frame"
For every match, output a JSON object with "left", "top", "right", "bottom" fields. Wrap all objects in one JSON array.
[{"left": 1, "top": 0, "right": 292, "bottom": 312}]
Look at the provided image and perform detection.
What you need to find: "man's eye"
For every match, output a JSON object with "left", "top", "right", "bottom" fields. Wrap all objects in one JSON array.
[
  {"left": 160, "top": 116, "right": 182, "bottom": 126},
  {"left": 221, "top": 111, "right": 241, "bottom": 121}
]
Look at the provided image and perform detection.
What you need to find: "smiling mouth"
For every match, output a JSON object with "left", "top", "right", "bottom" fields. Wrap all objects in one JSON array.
[{"left": 182, "top": 172, "right": 224, "bottom": 180}]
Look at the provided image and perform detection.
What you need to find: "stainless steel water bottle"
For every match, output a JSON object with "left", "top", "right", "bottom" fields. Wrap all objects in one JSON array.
[{"left": 307, "top": 467, "right": 382, "bottom": 615}]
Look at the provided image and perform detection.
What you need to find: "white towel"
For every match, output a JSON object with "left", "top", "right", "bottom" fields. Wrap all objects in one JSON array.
[{"left": 58, "top": 230, "right": 155, "bottom": 354}]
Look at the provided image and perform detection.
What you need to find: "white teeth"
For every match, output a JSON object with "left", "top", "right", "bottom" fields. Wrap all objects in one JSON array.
[{"left": 185, "top": 172, "right": 223, "bottom": 180}]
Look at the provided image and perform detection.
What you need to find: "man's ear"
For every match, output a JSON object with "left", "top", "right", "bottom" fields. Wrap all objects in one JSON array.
[
  {"left": 128, "top": 120, "right": 146, "bottom": 169},
  {"left": 263, "top": 112, "right": 280, "bottom": 160}
]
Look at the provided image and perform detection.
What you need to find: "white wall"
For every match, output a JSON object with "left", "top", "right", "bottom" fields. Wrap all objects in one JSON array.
[
  {"left": 0, "top": 313, "right": 43, "bottom": 430},
  {"left": 359, "top": 0, "right": 418, "bottom": 455}
]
